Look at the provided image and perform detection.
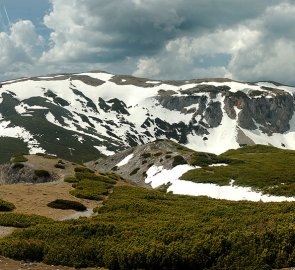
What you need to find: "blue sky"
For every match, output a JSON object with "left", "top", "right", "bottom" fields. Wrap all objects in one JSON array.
[
  {"left": 0, "top": 0, "right": 49, "bottom": 32},
  {"left": 1, "top": 0, "right": 295, "bottom": 84}
]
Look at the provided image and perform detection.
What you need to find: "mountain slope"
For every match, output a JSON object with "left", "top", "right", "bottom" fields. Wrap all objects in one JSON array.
[
  {"left": 88, "top": 141, "right": 295, "bottom": 202},
  {"left": 1, "top": 71, "right": 295, "bottom": 163}
]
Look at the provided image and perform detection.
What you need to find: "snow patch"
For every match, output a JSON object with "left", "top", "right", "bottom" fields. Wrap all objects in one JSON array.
[
  {"left": 73, "top": 134, "right": 84, "bottom": 143},
  {"left": 209, "top": 163, "right": 228, "bottom": 167},
  {"left": 79, "top": 72, "right": 113, "bottom": 81},
  {"left": 0, "top": 120, "right": 45, "bottom": 154},
  {"left": 145, "top": 165, "right": 295, "bottom": 202},
  {"left": 145, "top": 164, "right": 196, "bottom": 188},
  {"left": 116, "top": 154, "right": 134, "bottom": 167},
  {"left": 146, "top": 81, "right": 160, "bottom": 84},
  {"left": 94, "top": 145, "right": 115, "bottom": 156}
]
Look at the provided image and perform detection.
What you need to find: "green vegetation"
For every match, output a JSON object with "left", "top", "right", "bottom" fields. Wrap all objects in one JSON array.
[
  {"left": 0, "top": 93, "right": 105, "bottom": 163},
  {"left": 11, "top": 154, "right": 28, "bottom": 163},
  {"left": 70, "top": 168, "right": 118, "bottom": 200},
  {"left": 70, "top": 179, "right": 112, "bottom": 200},
  {"left": 34, "top": 170, "right": 50, "bottom": 178},
  {"left": 74, "top": 167, "right": 94, "bottom": 173},
  {"left": 141, "top": 153, "right": 151, "bottom": 158},
  {"left": 130, "top": 167, "right": 140, "bottom": 176},
  {"left": 36, "top": 153, "right": 57, "bottom": 159},
  {"left": 47, "top": 199, "right": 87, "bottom": 211},
  {"left": 11, "top": 162, "right": 24, "bottom": 170},
  {"left": 172, "top": 155, "right": 188, "bottom": 167},
  {"left": 181, "top": 145, "right": 295, "bottom": 195},
  {"left": 0, "top": 138, "right": 29, "bottom": 164},
  {"left": 189, "top": 152, "right": 234, "bottom": 167},
  {"left": 64, "top": 176, "right": 78, "bottom": 183},
  {"left": 171, "top": 140, "right": 194, "bottom": 153},
  {"left": 154, "top": 152, "right": 162, "bottom": 157},
  {"left": 111, "top": 165, "right": 118, "bottom": 171},
  {"left": 2, "top": 186, "right": 295, "bottom": 269},
  {"left": 156, "top": 182, "right": 172, "bottom": 193},
  {"left": 0, "top": 199, "right": 15, "bottom": 212},
  {"left": 54, "top": 163, "right": 65, "bottom": 169},
  {"left": 0, "top": 213, "right": 52, "bottom": 228}
]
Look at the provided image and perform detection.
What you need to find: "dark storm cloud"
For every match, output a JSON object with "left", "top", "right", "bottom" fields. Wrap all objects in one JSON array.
[
  {"left": 2, "top": 0, "right": 295, "bottom": 84},
  {"left": 79, "top": 0, "right": 284, "bottom": 60}
]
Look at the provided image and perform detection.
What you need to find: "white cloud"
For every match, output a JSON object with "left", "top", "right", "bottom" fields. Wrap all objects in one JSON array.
[
  {"left": 133, "top": 26, "right": 258, "bottom": 79},
  {"left": 2, "top": 1, "right": 295, "bottom": 84},
  {"left": 229, "top": 2, "right": 295, "bottom": 83},
  {"left": 133, "top": 2, "right": 295, "bottom": 83},
  {"left": 0, "top": 20, "right": 43, "bottom": 78}
]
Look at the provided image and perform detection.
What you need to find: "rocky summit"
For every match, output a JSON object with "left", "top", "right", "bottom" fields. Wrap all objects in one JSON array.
[{"left": 0, "top": 71, "right": 295, "bottom": 163}]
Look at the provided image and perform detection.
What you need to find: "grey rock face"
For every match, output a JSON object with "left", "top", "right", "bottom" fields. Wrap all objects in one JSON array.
[
  {"left": 204, "top": 102, "right": 223, "bottom": 128},
  {"left": 0, "top": 163, "right": 58, "bottom": 184},
  {"left": 156, "top": 95, "right": 206, "bottom": 112},
  {"left": 224, "top": 90, "right": 294, "bottom": 133},
  {"left": 86, "top": 140, "right": 194, "bottom": 187}
]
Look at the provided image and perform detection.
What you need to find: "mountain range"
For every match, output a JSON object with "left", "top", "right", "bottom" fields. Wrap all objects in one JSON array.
[
  {"left": 1, "top": 70, "right": 295, "bottom": 163},
  {"left": 2, "top": 71, "right": 295, "bottom": 269}
]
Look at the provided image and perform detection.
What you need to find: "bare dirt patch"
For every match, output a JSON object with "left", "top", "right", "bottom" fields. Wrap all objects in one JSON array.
[
  {"left": 0, "top": 181, "right": 100, "bottom": 220},
  {"left": 0, "top": 226, "right": 16, "bottom": 239},
  {"left": 24, "top": 155, "right": 76, "bottom": 180}
]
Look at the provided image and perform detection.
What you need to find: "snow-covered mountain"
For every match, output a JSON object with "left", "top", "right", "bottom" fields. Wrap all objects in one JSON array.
[{"left": 1, "top": 70, "right": 295, "bottom": 163}]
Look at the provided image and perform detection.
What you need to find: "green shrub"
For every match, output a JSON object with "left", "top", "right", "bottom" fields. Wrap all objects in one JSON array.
[
  {"left": 181, "top": 145, "right": 295, "bottom": 195},
  {"left": 141, "top": 153, "right": 151, "bottom": 158},
  {"left": 189, "top": 152, "right": 233, "bottom": 167},
  {"left": 3, "top": 186, "right": 295, "bottom": 269},
  {"left": 130, "top": 168, "right": 140, "bottom": 176},
  {"left": 154, "top": 152, "right": 162, "bottom": 157},
  {"left": 36, "top": 153, "right": 57, "bottom": 159},
  {"left": 0, "top": 239, "right": 44, "bottom": 261},
  {"left": 111, "top": 166, "right": 118, "bottom": 171},
  {"left": 172, "top": 155, "right": 187, "bottom": 167},
  {"left": 75, "top": 172, "right": 116, "bottom": 184},
  {"left": 74, "top": 167, "right": 94, "bottom": 173},
  {"left": 105, "top": 172, "right": 120, "bottom": 181},
  {"left": 34, "top": 170, "right": 50, "bottom": 178},
  {"left": 11, "top": 154, "right": 28, "bottom": 163},
  {"left": 156, "top": 182, "right": 172, "bottom": 193},
  {"left": 54, "top": 163, "right": 65, "bottom": 169},
  {"left": 11, "top": 162, "right": 24, "bottom": 170},
  {"left": 70, "top": 179, "right": 111, "bottom": 200},
  {"left": 0, "top": 213, "right": 53, "bottom": 228},
  {"left": 47, "top": 199, "right": 87, "bottom": 211},
  {"left": 0, "top": 199, "right": 15, "bottom": 212},
  {"left": 64, "top": 176, "right": 78, "bottom": 183}
]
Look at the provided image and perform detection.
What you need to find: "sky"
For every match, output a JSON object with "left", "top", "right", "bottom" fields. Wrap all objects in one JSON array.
[{"left": 1, "top": 0, "right": 295, "bottom": 84}]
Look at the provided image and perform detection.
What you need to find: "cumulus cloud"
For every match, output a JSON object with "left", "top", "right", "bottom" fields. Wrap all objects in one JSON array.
[
  {"left": 0, "top": 20, "right": 43, "bottom": 78},
  {"left": 133, "top": 26, "right": 260, "bottom": 79},
  {"left": 40, "top": 0, "right": 281, "bottom": 64},
  {"left": 134, "top": 1, "right": 295, "bottom": 83},
  {"left": 2, "top": 0, "right": 295, "bottom": 84}
]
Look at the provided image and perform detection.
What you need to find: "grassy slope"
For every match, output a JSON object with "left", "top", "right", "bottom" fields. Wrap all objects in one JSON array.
[
  {"left": 0, "top": 94, "right": 107, "bottom": 164},
  {"left": 181, "top": 145, "right": 295, "bottom": 196},
  {"left": 0, "top": 138, "right": 29, "bottom": 164},
  {"left": 1, "top": 185, "right": 295, "bottom": 269}
]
